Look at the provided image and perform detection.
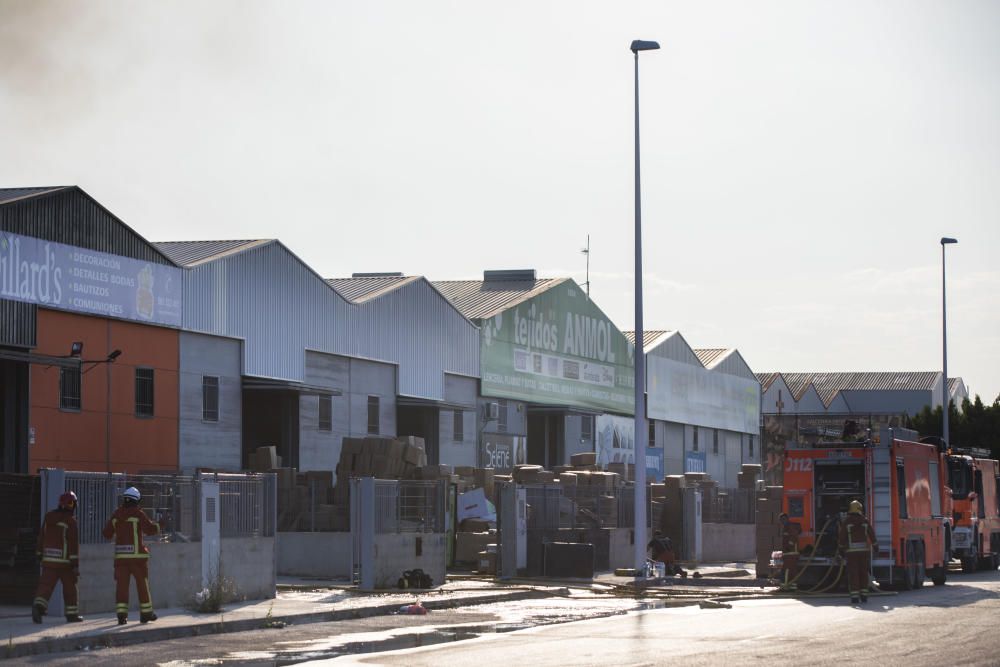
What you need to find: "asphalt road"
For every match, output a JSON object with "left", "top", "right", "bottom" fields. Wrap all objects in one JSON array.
[
  {"left": 12, "top": 572, "right": 1000, "bottom": 666},
  {"left": 329, "top": 570, "right": 1000, "bottom": 667}
]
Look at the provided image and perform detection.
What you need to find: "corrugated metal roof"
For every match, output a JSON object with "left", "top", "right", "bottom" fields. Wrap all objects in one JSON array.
[
  {"left": 693, "top": 348, "right": 729, "bottom": 368},
  {"left": 0, "top": 187, "right": 70, "bottom": 204},
  {"left": 327, "top": 275, "right": 421, "bottom": 303},
  {"left": 623, "top": 330, "right": 672, "bottom": 349},
  {"left": 756, "top": 372, "right": 783, "bottom": 392},
  {"left": 766, "top": 371, "right": 942, "bottom": 405},
  {"left": 432, "top": 277, "right": 567, "bottom": 320},
  {"left": 154, "top": 240, "right": 272, "bottom": 267}
]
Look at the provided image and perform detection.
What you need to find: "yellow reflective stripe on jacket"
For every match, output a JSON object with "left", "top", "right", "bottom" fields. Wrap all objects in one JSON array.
[
  {"left": 113, "top": 517, "right": 148, "bottom": 559},
  {"left": 42, "top": 522, "right": 70, "bottom": 563}
]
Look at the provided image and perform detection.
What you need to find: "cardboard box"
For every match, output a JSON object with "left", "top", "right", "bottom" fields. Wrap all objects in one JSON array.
[
  {"left": 459, "top": 518, "right": 492, "bottom": 532},
  {"left": 571, "top": 452, "right": 597, "bottom": 466},
  {"left": 254, "top": 446, "right": 279, "bottom": 471},
  {"left": 513, "top": 465, "right": 542, "bottom": 483},
  {"left": 455, "top": 531, "right": 494, "bottom": 562},
  {"left": 559, "top": 473, "right": 578, "bottom": 486},
  {"left": 476, "top": 551, "right": 497, "bottom": 575},
  {"left": 304, "top": 470, "right": 334, "bottom": 488},
  {"left": 404, "top": 445, "right": 427, "bottom": 466}
]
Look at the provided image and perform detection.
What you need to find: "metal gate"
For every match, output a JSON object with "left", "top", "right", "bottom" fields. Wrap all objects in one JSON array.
[{"left": 0, "top": 473, "right": 40, "bottom": 604}]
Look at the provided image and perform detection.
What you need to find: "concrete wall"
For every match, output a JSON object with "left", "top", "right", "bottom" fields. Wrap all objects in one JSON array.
[
  {"left": 563, "top": 414, "right": 594, "bottom": 462},
  {"left": 663, "top": 421, "right": 684, "bottom": 475},
  {"left": 701, "top": 523, "right": 755, "bottom": 562},
  {"left": 179, "top": 332, "right": 243, "bottom": 472},
  {"left": 607, "top": 527, "right": 634, "bottom": 570},
  {"left": 277, "top": 532, "right": 353, "bottom": 579},
  {"left": 221, "top": 537, "right": 276, "bottom": 601},
  {"left": 372, "top": 532, "right": 446, "bottom": 589},
  {"left": 77, "top": 542, "right": 202, "bottom": 614},
  {"left": 478, "top": 397, "right": 527, "bottom": 437},
  {"left": 75, "top": 538, "right": 275, "bottom": 615}
]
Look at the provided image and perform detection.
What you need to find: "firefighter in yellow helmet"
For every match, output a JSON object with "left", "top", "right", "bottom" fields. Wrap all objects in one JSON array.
[{"left": 838, "top": 499, "right": 878, "bottom": 604}]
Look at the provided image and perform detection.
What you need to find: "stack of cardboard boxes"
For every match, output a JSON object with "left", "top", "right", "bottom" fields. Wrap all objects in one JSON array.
[
  {"left": 337, "top": 435, "right": 428, "bottom": 481},
  {"left": 755, "top": 485, "right": 783, "bottom": 578},
  {"left": 737, "top": 463, "right": 763, "bottom": 490}
]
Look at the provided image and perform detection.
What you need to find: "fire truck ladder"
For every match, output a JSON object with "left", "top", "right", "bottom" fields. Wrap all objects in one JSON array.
[{"left": 871, "top": 446, "right": 893, "bottom": 557}]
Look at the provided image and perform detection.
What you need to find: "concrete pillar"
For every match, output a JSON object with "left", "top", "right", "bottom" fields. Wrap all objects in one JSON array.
[
  {"left": 682, "top": 487, "right": 703, "bottom": 563},
  {"left": 200, "top": 476, "right": 220, "bottom": 587},
  {"left": 351, "top": 477, "right": 376, "bottom": 590}
]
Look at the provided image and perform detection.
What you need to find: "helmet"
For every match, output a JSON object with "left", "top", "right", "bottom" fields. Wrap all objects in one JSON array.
[
  {"left": 848, "top": 500, "right": 863, "bottom": 515},
  {"left": 59, "top": 491, "right": 77, "bottom": 510},
  {"left": 123, "top": 487, "right": 141, "bottom": 503}
]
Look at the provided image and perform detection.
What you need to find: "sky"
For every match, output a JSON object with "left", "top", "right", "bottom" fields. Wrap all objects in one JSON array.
[{"left": 1, "top": 1, "right": 998, "bottom": 402}]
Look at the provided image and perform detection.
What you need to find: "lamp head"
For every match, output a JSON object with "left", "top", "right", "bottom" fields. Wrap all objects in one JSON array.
[
  {"left": 630, "top": 40, "right": 660, "bottom": 53},
  {"left": 70, "top": 341, "right": 83, "bottom": 357},
  {"left": 106, "top": 349, "right": 122, "bottom": 362},
  {"left": 941, "top": 237, "right": 958, "bottom": 245}
]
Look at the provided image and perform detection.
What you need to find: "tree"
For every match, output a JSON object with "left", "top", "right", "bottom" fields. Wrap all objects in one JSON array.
[{"left": 908, "top": 395, "right": 1000, "bottom": 459}]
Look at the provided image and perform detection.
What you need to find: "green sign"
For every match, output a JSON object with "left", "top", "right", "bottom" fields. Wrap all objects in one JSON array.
[{"left": 479, "top": 280, "right": 635, "bottom": 414}]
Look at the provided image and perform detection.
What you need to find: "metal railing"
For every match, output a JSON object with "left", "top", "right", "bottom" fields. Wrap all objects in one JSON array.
[
  {"left": 374, "top": 479, "right": 445, "bottom": 534},
  {"left": 702, "top": 487, "right": 756, "bottom": 524},
  {"left": 524, "top": 483, "right": 642, "bottom": 530},
  {"left": 62, "top": 471, "right": 274, "bottom": 543}
]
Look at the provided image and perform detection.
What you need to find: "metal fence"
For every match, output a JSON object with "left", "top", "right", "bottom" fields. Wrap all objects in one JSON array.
[
  {"left": 62, "top": 471, "right": 274, "bottom": 543},
  {"left": 525, "top": 483, "right": 641, "bottom": 530},
  {"left": 374, "top": 479, "right": 445, "bottom": 534},
  {"left": 701, "top": 487, "right": 756, "bottom": 524}
]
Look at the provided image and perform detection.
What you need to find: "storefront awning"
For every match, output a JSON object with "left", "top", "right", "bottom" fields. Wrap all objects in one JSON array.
[{"left": 241, "top": 376, "right": 342, "bottom": 396}]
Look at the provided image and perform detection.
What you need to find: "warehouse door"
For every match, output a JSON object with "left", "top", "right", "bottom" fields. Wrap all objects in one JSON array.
[
  {"left": 0, "top": 473, "right": 40, "bottom": 604},
  {"left": 527, "top": 413, "right": 563, "bottom": 469},
  {"left": 0, "top": 357, "right": 29, "bottom": 474},
  {"left": 396, "top": 405, "right": 440, "bottom": 465},
  {"left": 242, "top": 388, "right": 300, "bottom": 471}
]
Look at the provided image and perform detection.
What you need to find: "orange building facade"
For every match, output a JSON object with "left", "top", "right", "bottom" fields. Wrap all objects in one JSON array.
[{"left": 29, "top": 308, "right": 179, "bottom": 473}]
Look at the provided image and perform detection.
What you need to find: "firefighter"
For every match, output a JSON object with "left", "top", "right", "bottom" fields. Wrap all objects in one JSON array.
[
  {"left": 102, "top": 486, "right": 160, "bottom": 625},
  {"left": 32, "top": 491, "right": 83, "bottom": 623},
  {"left": 647, "top": 531, "right": 687, "bottom": 577},
  {"left": 838, "top": 499, "right": 878, "bottom": 604},
  {"left": 779, "top": 512, "right": 802, "bottom": 590}
]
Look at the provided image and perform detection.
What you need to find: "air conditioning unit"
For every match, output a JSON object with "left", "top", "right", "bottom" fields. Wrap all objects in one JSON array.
[{"left": 487, "top": 402, "right": 500, "bottom": 420}]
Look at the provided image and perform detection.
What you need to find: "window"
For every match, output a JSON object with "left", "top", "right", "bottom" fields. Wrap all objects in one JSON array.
[
  {"left": 692, "top": 427, "right": 699, "bottom": 452},
  {"left": 582, "top": 415, "right": 593, "bottom": 442},
  {"left": 648, "top": 420, "right": 656, "bottom": 448},
  {"left": 318, "top": 395, "right": 332, "bottom": 431},
  {"left": 202, "top": 376, "right": 219, "bottom": 422},
  {"left": 713, "top": 429, "right": 719, "bottom": 455},
  {"left": 59, "top": 366, "right": 81, "bottom": 411},
  {"left": 896, "top": 460, "right": 908, "bottom": 519},
  {"left": 497, "top": 399, "right": 508, "bottom": 433},
  {"left": 135, "top": 368, "right": 154, "bottom": 417},
  {"left": 367, "top": 396, "right": 379, "bottom": 435},
  {"left": 453, "top": 410, "right": 464, "bottom": 442},
  {"left": 749, "top": 435, "right": 755, "bottom": 458}
]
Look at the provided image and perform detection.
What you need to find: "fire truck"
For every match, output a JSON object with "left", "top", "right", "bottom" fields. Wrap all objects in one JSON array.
[
  {"left": 945, "top": 450, "right": 1000, "bottom": 572},
  {"left": 781, "top": 427, "right": 950, "bottom": 590}
]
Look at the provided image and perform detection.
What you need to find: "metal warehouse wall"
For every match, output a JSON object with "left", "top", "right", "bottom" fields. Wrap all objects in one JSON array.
[
  {"left": 348, "top": 279, "right": 479, "bottom": 400},
  {"left": 0, "top": 189, "right": 173, "bottom": 264},
  {"left": 0, "top": 300, "right": 35, "bottom": 347},
  {"left": 181, "top": 242, "right": 352, "bottom": 382},
  {"left": 179, "top": 331, "right": 243, "bottom": 472}
]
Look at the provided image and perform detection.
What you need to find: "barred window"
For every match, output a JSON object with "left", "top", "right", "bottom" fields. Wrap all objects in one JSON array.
[
  {"left": 713, "top": 429, "right": 719, "bottom": 455},
  {"left": 60, "top": 366, "right": 81, "bottom": 411},
  {"left": 648, "top": 420, "right": 656, "bottom": 448},
  {"left": 319, "top": 395, "right": 332, "bottom": 431},
  {"left": 692, "top": 427, "right": 699, "bottom": 452},
  {"left": 367, "top": 396, "right": 380, "bottom": 435},
  {"left": 202, "top": 376, "right": 219, "bottom": 422},
  {"left": 135, "top": 368, "right": 154, "bottom": 417},
  {"left": 453, "top": 410, "right": 464, "bottom": 442},
  {"left": 749, "top": 435, "right": 755, "bottom": 458},
  {"left": 582, "top": 415, "right": 593, "bottom": 441}
]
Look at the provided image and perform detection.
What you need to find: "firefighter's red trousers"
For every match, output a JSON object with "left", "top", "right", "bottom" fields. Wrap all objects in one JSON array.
[
  {"left": 114, "top": 559, "right": 154, "bottom": 616},
  {"left": 845, "top": 550, "right": 870, "bottom": 596},
  {"left": 34, "top": 565, "right": 79, "bottom": 615}
]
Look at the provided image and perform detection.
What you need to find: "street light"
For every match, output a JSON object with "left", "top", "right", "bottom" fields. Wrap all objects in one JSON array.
[
  {"left": 630, "top": 38, "right": 659, "bottom": 576},
  {"left": 941, "top": 237, "right": 957, "bottom": 446}
]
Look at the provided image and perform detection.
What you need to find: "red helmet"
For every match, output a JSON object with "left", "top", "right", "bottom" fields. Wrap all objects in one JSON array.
[{"left": 59, "top": 491, "right": 78, "bottom": 510}]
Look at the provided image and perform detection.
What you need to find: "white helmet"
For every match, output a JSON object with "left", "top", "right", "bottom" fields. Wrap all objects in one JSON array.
[{"left": 123, "top": 487, "right": 141, "bottom": 502}]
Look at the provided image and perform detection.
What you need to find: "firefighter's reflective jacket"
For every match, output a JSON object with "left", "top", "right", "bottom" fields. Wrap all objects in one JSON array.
[
  {"left": 102, "top": 505, "right": 159, "bottom": 559},
  {"left": 36, "top": 509, "right": 79, "bottom": 567}
]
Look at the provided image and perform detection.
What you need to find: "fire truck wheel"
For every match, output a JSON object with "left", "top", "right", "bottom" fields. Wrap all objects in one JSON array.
[
  {"left": 961, "top": 556, "right": 977, "bottom": 574},
  {"left": 905, "top": 542, "right": 918, "bottom": 590},
  {"left": 930, "top": 564, "right": 947, "bottom": 586}
]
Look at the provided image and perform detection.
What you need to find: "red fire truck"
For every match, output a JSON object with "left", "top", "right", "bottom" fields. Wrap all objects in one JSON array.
[
  {"left": 946, "top": 450, "right": 1000, "bottom": 572},
  {"left": 781, "top": 427, "right": 950, "bottom": 590}
]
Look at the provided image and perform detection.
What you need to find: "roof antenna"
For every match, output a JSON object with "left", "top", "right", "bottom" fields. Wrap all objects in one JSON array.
[{"left": 581, "top": 234, "right": 590, "bottom": 298}]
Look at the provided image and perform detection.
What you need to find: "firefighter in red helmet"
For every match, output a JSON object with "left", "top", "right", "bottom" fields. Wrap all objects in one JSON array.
[
  {"left": 102, "top": 486, "right": 160, "bottom": 625},
  {"left": 32, "top": 491, "right": 83, "bottom": 623},
  {"left": 838, "top": 499, "right": 878, "bottom": 604}
]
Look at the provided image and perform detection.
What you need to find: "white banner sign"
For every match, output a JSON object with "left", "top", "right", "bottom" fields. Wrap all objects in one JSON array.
[{"left": 646, "top": 356, "right": 760, "bottom": 434}]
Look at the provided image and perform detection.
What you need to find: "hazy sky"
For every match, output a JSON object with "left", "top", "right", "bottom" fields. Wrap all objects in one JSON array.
[{"left": 2, "top": 1, "right": 998, "bottom": 402}]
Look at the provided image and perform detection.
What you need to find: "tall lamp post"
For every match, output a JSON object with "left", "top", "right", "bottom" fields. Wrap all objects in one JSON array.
[
  {"left": 630, "top": 38, "right": 659, "bottom": 575},
  {"left": 941, "top": 237, "right": 957, "bottom": 446}
]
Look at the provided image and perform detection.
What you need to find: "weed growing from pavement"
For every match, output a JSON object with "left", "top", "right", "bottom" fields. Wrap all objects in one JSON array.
[
  {"left": 263, "top": 602, "right": 288, "bottom": 629},
  {"left": 191, "top": 568, "right": 240, "bottom": 614}
]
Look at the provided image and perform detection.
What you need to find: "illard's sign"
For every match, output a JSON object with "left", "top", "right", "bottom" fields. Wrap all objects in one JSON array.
[
  {"left": 0, "top": 231, "right": 182, "bottom": 327},
  {"left": 479, "top": 280, "right": 634, "bottom": 414}
]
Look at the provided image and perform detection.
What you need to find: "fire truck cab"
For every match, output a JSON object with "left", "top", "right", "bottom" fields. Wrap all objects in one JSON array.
[
  {"left": 947, "top": 452, "right": 1000, "bottom": 572},
  {"left": 782, "top": 427, "right": 949, "bottom": 590}
]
